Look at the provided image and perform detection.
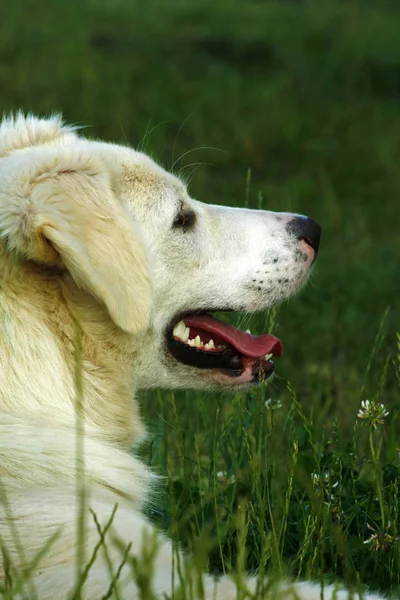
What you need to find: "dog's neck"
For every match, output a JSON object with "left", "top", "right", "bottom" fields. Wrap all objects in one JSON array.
[
  {"left": 0, "top": 256, "right": 146, "bottom": 449},
  {"left": 0, "top": 412, "right": 153, "bottom": 506}
]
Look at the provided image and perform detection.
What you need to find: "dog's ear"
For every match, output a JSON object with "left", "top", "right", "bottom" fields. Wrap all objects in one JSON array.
[{"left": 0, "top": 145, "right": 152, "bottom": 335}]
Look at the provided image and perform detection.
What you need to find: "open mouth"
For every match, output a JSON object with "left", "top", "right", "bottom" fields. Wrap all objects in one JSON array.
[{"left": 166, "top": 312, "right": 282, "bottom": 382}]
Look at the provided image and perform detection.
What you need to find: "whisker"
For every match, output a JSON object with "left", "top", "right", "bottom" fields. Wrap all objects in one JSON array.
[
  {"left": 177, "top": 162, "right": 216, "bottom": 186},
  {"left": 171, "top": 113, "right": 194, "bottom": 169},
  {"left": 116, "top": 112, "right": 129, "bottom": 144},
  {"left": 137, "top": 119, "right": 167, "bottom": 152},
  {"left": 171, "top": 146, "right": 228, "bottom": 173}
]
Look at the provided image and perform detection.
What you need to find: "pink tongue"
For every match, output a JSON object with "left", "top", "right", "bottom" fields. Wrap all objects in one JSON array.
[{"left": 183, "top": 315, "right": 283, "bottom": 358}]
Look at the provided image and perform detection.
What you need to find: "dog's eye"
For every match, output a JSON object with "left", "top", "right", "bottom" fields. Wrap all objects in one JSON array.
[{"left": 172, "top": 207, "right": 196, "bottom": 231}]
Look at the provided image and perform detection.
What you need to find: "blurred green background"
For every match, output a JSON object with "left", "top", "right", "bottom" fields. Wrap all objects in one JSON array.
[{"left": 2, "top": 0, "right": 400, "bottom": 592}]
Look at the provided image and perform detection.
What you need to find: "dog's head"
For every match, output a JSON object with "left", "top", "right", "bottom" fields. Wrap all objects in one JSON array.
[
  {"left": 0, "top": 114, "right": 320, "bottom": 405},
  {"left": 118, "top": 158, "right": 320, "bottom": 390}
]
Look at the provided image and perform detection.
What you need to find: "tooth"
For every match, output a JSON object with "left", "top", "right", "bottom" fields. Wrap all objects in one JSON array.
[
  {"left": 245, "top": 329, "right": 252, "bottom": 334},
  {"left": 182, "top": 327, "right": 190, "bottom": 342},
  {"left": 264, "top": 353, "right": 273, "bottom": 360},
  {"left": 173, "top": 320, "right": 186, "bottom": 338},
  {"left": 188, "top": 339, "right": 195, "bottom": 346},
  {"left": 194, "top": 335, "right": 202, "bottom": 347},
  {"left": 208, "top": 339, "right": 215, "bottom": 349}
]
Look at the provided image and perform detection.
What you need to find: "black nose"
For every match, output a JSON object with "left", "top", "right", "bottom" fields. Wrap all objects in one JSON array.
[{"left": 286, "top": 216, "right": 321, "bottom": 254}]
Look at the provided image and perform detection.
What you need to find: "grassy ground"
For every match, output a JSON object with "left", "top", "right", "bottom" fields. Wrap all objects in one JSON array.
[{"left": 0, "top": 0, "right": 399, "bottom": 596}]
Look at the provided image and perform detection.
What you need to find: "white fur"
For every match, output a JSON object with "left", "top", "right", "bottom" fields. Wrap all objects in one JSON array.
[{"left": 0, "top": 114, "right": 384, "bottom": 599}]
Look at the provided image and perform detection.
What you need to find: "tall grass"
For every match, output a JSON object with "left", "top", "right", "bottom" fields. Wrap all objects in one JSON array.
[{"left": 140, "top": 309, "right": 399, "bottom": 598}]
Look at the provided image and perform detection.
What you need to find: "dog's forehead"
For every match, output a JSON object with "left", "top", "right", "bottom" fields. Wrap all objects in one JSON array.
[
  {"left": 105, "top": 144, "right": 186, "bottom": 201},
  {"left": 122, "top": 162, "right": 183, "bottom": 196}
]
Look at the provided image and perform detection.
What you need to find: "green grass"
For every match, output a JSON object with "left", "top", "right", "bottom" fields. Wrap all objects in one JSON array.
[
  {"left": 138, "top": 330, "right": 400, "bottom": 597},
  {"left": 0, "top": 0, "right": 399, "bottom": 596}
]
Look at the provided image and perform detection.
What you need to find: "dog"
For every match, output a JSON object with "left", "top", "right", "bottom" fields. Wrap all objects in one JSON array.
[{"left": 0, "top": 114, "right": 385, "bottom": 599}]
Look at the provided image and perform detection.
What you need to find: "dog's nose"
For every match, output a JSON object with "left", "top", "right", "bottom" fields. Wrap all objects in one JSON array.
[{"left": 286, "top": 216, "right": 321, "bottom": 254}]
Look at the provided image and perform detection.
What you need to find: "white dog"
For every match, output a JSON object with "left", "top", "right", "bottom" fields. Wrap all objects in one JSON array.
[{"left": 0, "top": 114, "right": 384, "bottom": 599}]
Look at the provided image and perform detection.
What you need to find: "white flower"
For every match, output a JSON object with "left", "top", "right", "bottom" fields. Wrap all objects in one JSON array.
[
  {"left": 265, "top": 398, "right": 282, "bottom": 411},
  {"left": 311, "top": 472, "right": 321, "bottom": 484},
  {"left": 216, "top": 471, "right": 236, "bottom": 484},
  {"left": 357, "top": 399, "right": 389, "bottom": 429},
  {"left": 363, "top": 522, "right": 396, "bottom": 552},
  {"left": 311, "top": 471, "right": 339, "bottom": 500}
]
